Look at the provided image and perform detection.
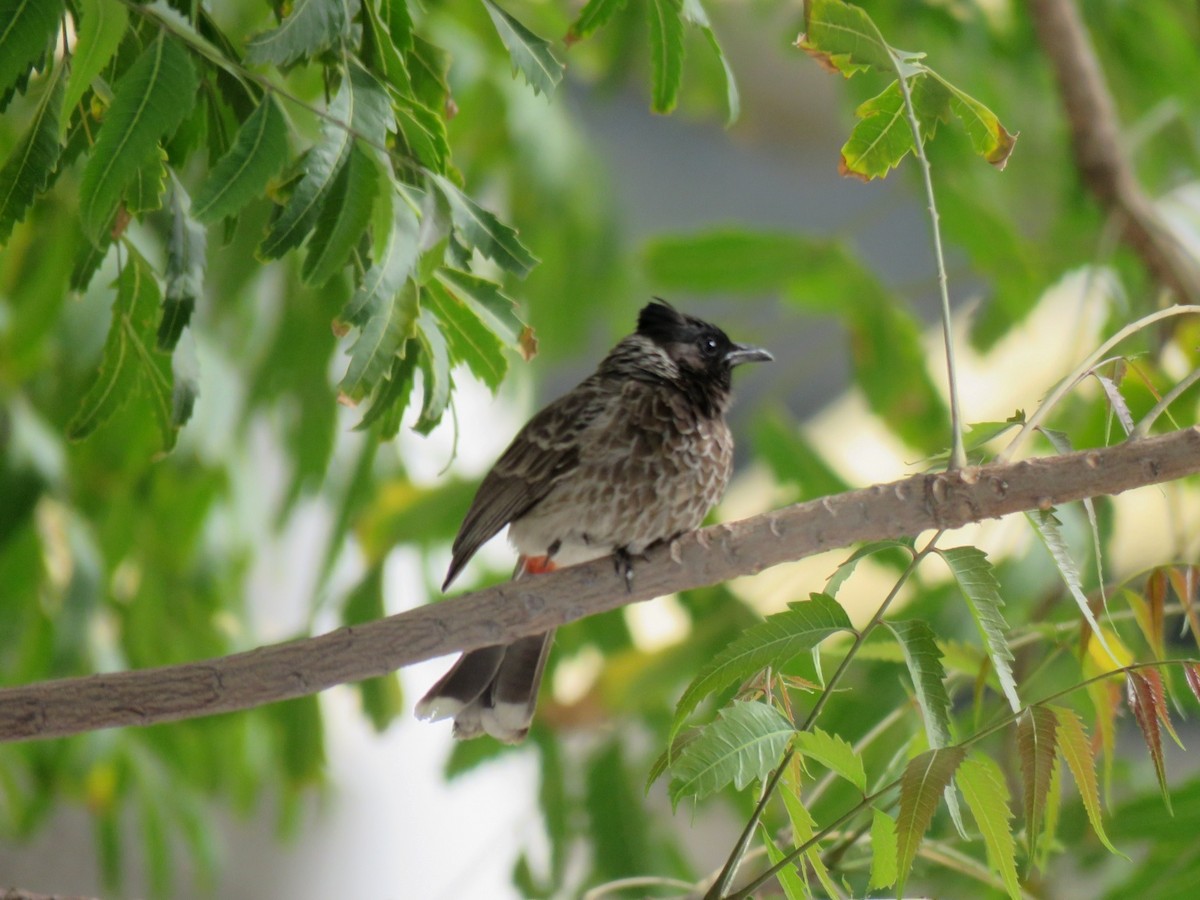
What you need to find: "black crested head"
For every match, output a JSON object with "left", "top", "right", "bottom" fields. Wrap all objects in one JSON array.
[{"left": 624, "top": 298, "right": 772, "bottom": 416}]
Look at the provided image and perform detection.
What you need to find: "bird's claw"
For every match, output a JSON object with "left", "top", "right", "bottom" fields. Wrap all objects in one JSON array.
[{"left": 614, "top": 548, "right": 636, "bottom": 594}]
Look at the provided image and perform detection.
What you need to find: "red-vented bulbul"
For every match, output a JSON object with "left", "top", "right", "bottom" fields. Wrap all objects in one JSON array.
[{"left": 416, "top": 300, "right": 772, "bottom": 742}]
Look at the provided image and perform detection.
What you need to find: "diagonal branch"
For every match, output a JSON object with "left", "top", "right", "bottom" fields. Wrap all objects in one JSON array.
[
  {"left": 3, "top": 428, "right": 1200, "bottom": 744},
  {"left": 1028, "top": 0, "right": 1200, "bottom": 304}
]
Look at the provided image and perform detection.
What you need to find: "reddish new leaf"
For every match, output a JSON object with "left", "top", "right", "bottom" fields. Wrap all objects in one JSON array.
[
  {"left": 1184, "top": 663, "right": 1200, "bottom": 705},
  {"left": 1126, "top": 671, "right": 1173, "bottom": 814},
  {"left": 1017, "top": 706, "right": 1058, "bottom": 861},
  {"left": 895, "top": 746, "right": 966, "bottom": 896},
  {"left": 1166, "top": 566, "right": 1200, "bottom": 652}
]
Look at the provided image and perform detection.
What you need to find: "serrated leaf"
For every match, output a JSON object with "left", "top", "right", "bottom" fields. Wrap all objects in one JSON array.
[
  {"left": 780, "top": 762, "right": 841, "bottom": 899},
  {"left": 341, "top": 194, "right": 420, "bottom": 328},
  {"left": 430, "top": 174, "right": 537, "bottom": 277},
  {"left": 244, "top": 0, "right": 352, "bottom": 66},
  {"left": 409, "top": 33, "right": 451, "bottom": 112},
  {"left": 192, "top": 97, "right": 288, "bottom": 224},
  {"left": 671, "top": 593, "right": 853, "bottom": 742},
  {"left": 260, "top": 64, "right": 392, "bottom": 259},
  {"left": 667, "top": 700, "right": 793, "bottom": 807},
  {"left": 393, "top": 94, "right": 449, "bottom": 171},
  {"left": 125, "top": 145, "right": 168, "bottom": 216},
  {"left": 424, "top": 278, "right": 508, "bottom": 391},
  {"left": 434, "top": 267, "right": 533, "bottom": 357},
  {"left": 957, "top": 753, "right": 1021, "bottom": 900},
  {"left": 647, "top": 0, "right": 684, "bottom": 114},
  {"left": 682, "top": 0, "right": 739, "bottom": 125},
  {"left": 481, "top": 0, "right": 563, "bottom": 97},
  {"left": 361, "top": 0, "right": 411, "bottom": 91},
  {"left": 895, "top": 746, "right": 966, "bottom": 895},
  {"left": 0, "top": 59, "right": 63, "bottom": 244},
  {"left": 795, "top": 726, "right": 865, "bottom": 792},
  {"left": 940, "top": 546, "right": 1021, "bottom": 712},
  {"left": 870, "top": 809, "right": 898, "bottom": 890},
  {"left": 158, "top": 173, "right": 206, "bottom": 351},
  {"left": 340, "top": 278, "right": 419, "bottom": 405},
  {"left": 566, "top": 0, "right": 628, "bottom": 43},
  {"left": 1126, "top": 671, "right": 1172, "bottom": 814},
  {"left": 302, "top": 143, "right": 376, "bottom": 285},
  {"left": 840, "top": 74, "right": 948, "bottom": 181},
  {"left": 1018, "top": 706, "right": 1059, "bottom": 860},
  {"left": 79, "top": 33, "right": 198, "bottom": 243},
  {"left": 927, "top": 70, "right": 1017, "bottom": 169},
  {"left": 63, "top": 0, "right": 127, "bottom": 125},
  {"left": 0, "top": 0, "right": 63, "bottom": 103},
  {"left": 414, "top": 307, "right": 452, "bottom": 434},
  {"left": 797, "top": 0, "right": 894, "bottom": 76},
  {"left": 356, "top": 338, "right": 419, "bottom": 437},
  {"left": 1185, "top": 663, "right": 1200, "bottom": 705},
  {"left": 885, "top": 619, "right": 953, "bottom": 749},
  {"left": 1027, "top": 509, "right": 1119, "bottom": 665},
  {"left": 1051, "top": 705, "right": 1120, "bottom": 856},
  {"left": 68, "top": 247, "right": 181, "bottom": 451},
  {"left": 824, "top": 539, "right": 911, "bottom": 597},
  {"left": 759, "top": 825, "right": 808, "bottom": 900}
]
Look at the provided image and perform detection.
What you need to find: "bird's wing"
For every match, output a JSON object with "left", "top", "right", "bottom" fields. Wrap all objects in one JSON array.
[{"left": 442, "top": 380, "right": 608, "bottom": 589}]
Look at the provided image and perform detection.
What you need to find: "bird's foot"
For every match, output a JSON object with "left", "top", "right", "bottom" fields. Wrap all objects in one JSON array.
[{"left": 613, "top": 548, "right": 638, "bottom": 594}]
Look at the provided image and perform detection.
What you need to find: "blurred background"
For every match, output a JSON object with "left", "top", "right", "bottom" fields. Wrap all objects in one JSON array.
[{"left": 2, "top": 1, "right": 1200, "bottom": 897}]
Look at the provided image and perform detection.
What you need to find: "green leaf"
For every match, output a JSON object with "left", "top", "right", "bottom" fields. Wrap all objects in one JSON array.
[
  {"left": 1026, "top": 509, "right": 1120, "bottom": 664},
  {"left": 682, "top": 0, "right": 739, "bottom": 125},
  {"left": 339, "top": 277, "right": 419, "bottom": 406},
  {"left": 928, "top": 70, "right": 1017, "bottom": 169},
  {"left": 192, "top": 97, "right": 288, "bottom": 224},
  {"left": 431, "top": 174, "right": 538, "bottom": 278},
  {"left": 62, "top": 0, "right": 127, "bottom": 124},
  {"left": 424, "top": 278, "right": 508, "bottom": 391},
  {"left": 341, "top": 193, "right": 420, "bottom": 328},
  {"left": 795, "top": 726, "right": 865, "bottom": 792},
  {"left": 301, "top": 143, "right": 376, "bottom": 285},
  {"left": 1126, "top": 670, "right": 1174, "bottom": 814},
  {"left": 566, "top": 0, "right": 628, "bottom": 43},
  {"left": 759, "top": 825, "right": 808, "bottom": 900},
  {"left": 753, "top": 410, "right": 852, "bottom": 502},
  {"left": 869, "top": 809, "right": 898, "bottom": 890},
  {"left": 0, "top": 0, "right": 63, "bottom": 102},
  {"left": 435, "top": 267, "right": 534, "bottom": 358},
  {"left": 840, "top": 75, "right": 948, "bottom": 181},
  {"left": 481, "top": 0, "right": 564, "bottom": 97},
  {"left": 380, "top": 0, "right": 413, "bottom": 53},
  {"left": 342, "top": 566, "right": 404, "bottom": 731},
  {"left": 667, "top": 700, "right": 794, "bottom": 807},
  {"left": 671, "top": 594, "right": 853, "bottom": 741},
  {"left": 797, "top": 0, "right": 895, "bottom": 76},
  {"left": 779, "top": 767, "right": 842, "bottom": 899},
  {"left": 1018, "top": 706, "right": 1059, "bottom": 860},
  {"left": 939, "top": 546, "right": 1021, "bottom": 712},
  {"left": 126, "top": 145, "right": 168, "bottom": 215},
  {"left": 644, "top": 229, "right": 838, "bottom": 294},
  {"left": 823, "top": 539, "right": 912, "bottom": 598},
  {"left": 260, "top": 64, "right": 393, "bottom": 259},
  {"left": 361, "top": 0, "right": 411, "bottom": 91},
  {"left": 895, "top": 746, "right": 966, "bottom": 896},
  {"left": 647, "top": 0, "right": 684, "bottom": 114},
  {"left": 67, "top": 247, "right": 181, "bottom": 452},
  {"left": 1051, "top": 705, "right": 1121, "bottom": 856},
  {"left": 158, "top": 173, "right": 207, "bottom": 351},
  {"left": 414, "top": 307, "right": 452, "bottom": 434},
  {"left": 885, "top": 619, "right": 953, "bottom": 749},
  {"left": 244, "top": 0, "right": 352, "bottom": 66},
  {"left": 79, "top": 33, "right": 198, "bottom": 243},
  {"left": 0, "top": 58, "right": 63, "bottom": 244},
  {"left": 356, "top": 338, "right": 419, "bottom": 437},
  {"left": 957, "top": 753, "right": 1021, "bottom": 900},
  {"left": 393, "top": 94, "right": 449, "bottom": 172}
]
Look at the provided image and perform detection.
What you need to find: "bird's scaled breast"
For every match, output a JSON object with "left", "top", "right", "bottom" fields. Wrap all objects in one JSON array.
[{"left": 507, "top": 383, "right": 734, "bottom": 562}]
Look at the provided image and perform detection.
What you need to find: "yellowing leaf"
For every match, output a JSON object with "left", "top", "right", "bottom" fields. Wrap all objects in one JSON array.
[{"left": 957, "top": 753, "right": 1021, "bottom": 900}]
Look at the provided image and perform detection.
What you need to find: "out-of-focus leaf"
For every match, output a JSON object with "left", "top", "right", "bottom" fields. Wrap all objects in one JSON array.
[
  {"left": 413, "top": 306, "right": 452, "bottom": 434},
  {"left": 394, "top": 94, "right": 449, "bottom": 171},
  {"left": 672, "top": 594, "right": 853, "bottom": 742},
  {"left": 824, "top": 539, "right": 913, "bottom": 598},
  {"left": 1051, "top": 705, "right": 1120, "bottom": 855},
  {"left": 481, "top": 0, "right": 563, "bottom": 97},
  {"left": 780, "top": 762, "right": 841, "bottom": 898},
  {"left": 431, "top": 174, "right": 537, "bottom": 278},
  {"left": 1038, "top": 427, "right": 1107, "bottom": 616},
  {"left": 957, "top": 753, "right": 1021, "bottom": 900},
  {"left": 0, "top": 58, "right": 63, "bottom": 244},
  {"left": 682, "top": 0, "right": 738, "bottom": 125},
  {"left": 63, "top": 0, "right": 127, "bottom": 122},
  {"left": 342, "top": 565, "right": 404, "bottom": 731},
  {"left": 339, "top": 278, "right": 419, "bottom": 405},
  {"left": 647, "top": 0, "right": 684, "bottom": 114},
  {"left": 870, "top": 808, "right": 898, "bottom": 890},
  {"left": 192, "top": 97, "right": 288, "bottom": 224},
  {"left": 424, "top": 278, "right": 508, "bottom": 391},
  {"left": 1018, "top": 706, "right": 1059, "bottom": 860},
  {"left": 585, "top": 740, "right": 654, "bottom": 883},
  {"left": 268, "top": 694, "right": 326, "bottom": 786},
  {"left": 939, "top": 546, "right": 1020, "bottom": 712},
  {"left": 667, "top": 700, "right": 793, "bottom": 807},
  {"left": 885, "top": 619, "right": 953, "bottom": 749},
  {"left": 760, "top": 825, "right": 808, "bottom": 900},
  {"left": 566, "top": 0, "right": 628, "bottom": 43},
  {"left": 0, "top": 0, "right": 63, "bottom": 103},
  {"left": 895, "top": 746, "right": 966, "bottom": 896},
  {"left": 79, "top": 34, "right": 197, "bottom": 243},
  {"left": 244, "top": 0, "right": 353, "bottom": 66},
  {"left": 159, "top": 173, "right": 206, "bottom": 351},
  {"left": 795, "top": 726, "right": 865, "bottom": 792},
  {"left": 356, "top": 339, "right": 419, "bottom": 438},
  {"left": 752, "top": 409, "right": 851, "bottom": 501},
  {"left": 644, "top": 229, "right": 836, "bottom": 294},
  {"left": 301, "top": 143, "right": 376, "bottom": 286}
]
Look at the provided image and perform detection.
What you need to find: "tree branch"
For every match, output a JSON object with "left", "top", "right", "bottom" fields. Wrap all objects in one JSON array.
[
  {"left": 3, "top": 428, "right": 1200, "bottom": 743},
  {"left": 1028, "top": 0, "right": 1200, "bottom": 304}
]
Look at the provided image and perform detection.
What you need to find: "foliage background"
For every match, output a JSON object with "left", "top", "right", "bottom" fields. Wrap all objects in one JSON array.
[{"left": 1, "top": 0, "right": 1200, "bottom": 897}]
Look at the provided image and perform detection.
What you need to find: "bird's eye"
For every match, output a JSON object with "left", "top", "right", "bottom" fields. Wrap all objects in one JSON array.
[{"left": 701, "top": 337, "right": 720, "bottom": 356}]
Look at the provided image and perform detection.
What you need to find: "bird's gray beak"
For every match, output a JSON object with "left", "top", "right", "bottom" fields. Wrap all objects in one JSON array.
[{"left": 725, "top": 343, "right": 773, "bottom": 366}]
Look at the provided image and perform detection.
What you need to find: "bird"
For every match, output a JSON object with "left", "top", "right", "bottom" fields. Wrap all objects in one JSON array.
[{"left": 415, "top": 299, "right": 772, "bottom": 742}]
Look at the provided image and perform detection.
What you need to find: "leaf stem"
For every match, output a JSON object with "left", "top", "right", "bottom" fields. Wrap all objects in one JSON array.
[{"left": 1132, "top": 365, "right": 1200, "bottom": 439}]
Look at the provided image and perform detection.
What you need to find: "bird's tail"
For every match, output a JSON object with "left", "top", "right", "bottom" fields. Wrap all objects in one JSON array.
[{"left": 415, "top": 555, "right": 556, "bottom": 743}]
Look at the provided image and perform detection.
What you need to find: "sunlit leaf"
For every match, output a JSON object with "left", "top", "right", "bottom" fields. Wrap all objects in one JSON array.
[
  {"left": 957, "top": 753, "right": 1021, "bottom": 900},
  {"left": 671, "top": 593, "right": 853, "bottom": 742},
  {"left": 647, "top": 0, "right": 684, "bottom": 114},
  {"left": 795, "top": 726, "right": 865, "bottom": 792},
  {"left": 192, "top": 97, "right": 288, "bottom": 224},
  {"left": 1051, "top": 705, "right": 1121, "bottom": 855},
  {"left": 885, "top": 619, "right": 953, "bottom": 749},
  {"left": 79, "top": 33, "right": 198, "bottom": 243},
  {"left": 667, "top": 700, "right": 793, "bottom": 807},
  {"left": 481, "top": 0, "right": 563, "bottom": 97},
  {"left": 244, "top": 0, "right": 352, "bottom": 66},
  {"left": 1018, "top": 706, "right": 1059, "bottom": 860},
  {"left": 870, "top": 809, "right": 898, "bottom": 890},
  {"left": 63, "top": 0, "right": 128, "bottom": 123},
  {"left": 839, "top": 74, "right": 948, "bottom": 181},
  {"left": 760, "top": 825, "right": 808, "bottom": 900},
  {"left": 0, "top": 58, "right": 62, "bottom": 244},
  {"left": 939, "top": 546, "right": 1020, "bottom": 712},
  {"left": 895, "top": 746, "right": 966, "bottom": 895}
]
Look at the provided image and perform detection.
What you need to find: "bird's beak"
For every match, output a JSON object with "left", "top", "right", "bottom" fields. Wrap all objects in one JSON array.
[{"left": 725, "top": 343, "right": 773, "bottom": 367}]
